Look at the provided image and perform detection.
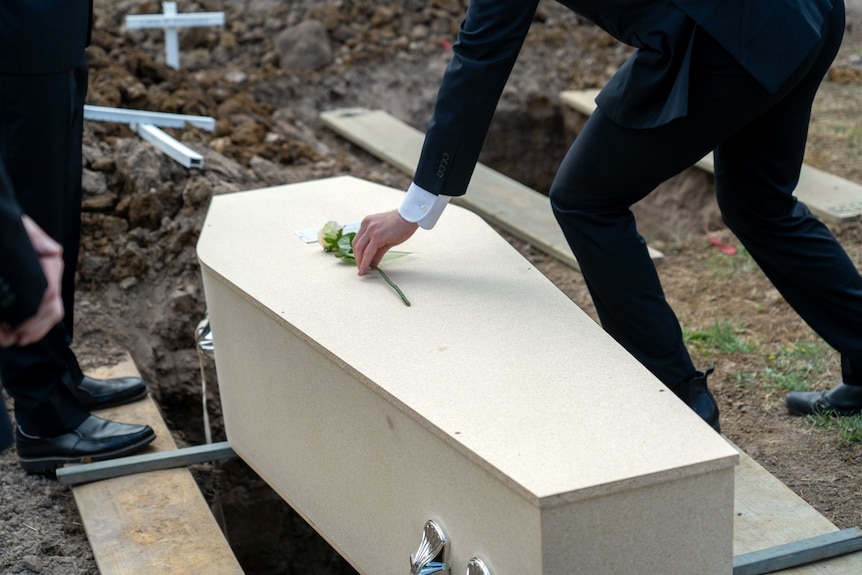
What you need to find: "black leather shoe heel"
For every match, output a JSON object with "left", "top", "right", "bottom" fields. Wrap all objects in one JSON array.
[
  {"left": 16, "top": 415, "right": 156, "bottom": 474},
  {"left": 785, "top": 382, "right": 862, "bottom": 416},
  {"left": 672, "top": 366, "right": 721, "bottom": 433},
  {"left": 72, "top": 375, "right": 148, "bottom": 410}
]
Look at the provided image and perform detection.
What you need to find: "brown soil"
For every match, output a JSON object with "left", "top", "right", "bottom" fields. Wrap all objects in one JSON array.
[{"left": 2, "top": 1, "right": 862, "bottom": 573}]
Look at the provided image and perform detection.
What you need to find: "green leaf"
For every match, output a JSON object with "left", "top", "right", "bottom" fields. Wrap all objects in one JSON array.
[
  {"left": 380, "top": 250, "right": 410, "bottom": 262},
  {"left": 336, "top": 233, "right": 355, "bottom": 256}
]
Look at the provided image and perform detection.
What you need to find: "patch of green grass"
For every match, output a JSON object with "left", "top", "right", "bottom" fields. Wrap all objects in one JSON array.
[
  {"left": 760, "top": 340, "right": 830, "bottom": 392},
  {"left": 831, "top": 125, "right": 862, "bottom": 148},
  {"left": 684, "top": 321, "right": 757, "bottom": 354},
  {"left": 806, "top": 412, "right": 862, "bottom": 445},
  {"left": 704, "top": 246, "right": 758, "bottom": 277},
  {"left": 653, "top": 240, "right": 685, "bottom": 255},
  {"left": 759, "top": 366, "right": 809, "bottom": 391},
  {"left": 728, "top": 369, "right": 756, "bottom": 388}
]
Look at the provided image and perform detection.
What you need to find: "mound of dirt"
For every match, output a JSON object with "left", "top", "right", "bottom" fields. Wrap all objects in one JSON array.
[{"left": 2, "top": 1, "right": 862, "bottom": 573}]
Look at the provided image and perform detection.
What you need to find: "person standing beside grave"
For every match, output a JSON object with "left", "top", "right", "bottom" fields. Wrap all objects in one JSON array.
[
  {"left": 0, "top": 0, "right": 157, "bottom": 472},
  {"left": 352, "top": 0, "right": 862, "bottom": 432}
]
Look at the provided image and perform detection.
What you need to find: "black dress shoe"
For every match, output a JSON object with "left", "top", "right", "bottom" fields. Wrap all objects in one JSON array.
[
  {"left": 16, "top": 415, "right": 156, "bottom": 474},
  {"left": 672, "top": 367, "right": 721, "bottom": 433},
  {"left": 71, "top": 375, "right": 148, "bottom": 409},
  {"left": 785, "top": 382, "right": 862, "bottom": 416}
]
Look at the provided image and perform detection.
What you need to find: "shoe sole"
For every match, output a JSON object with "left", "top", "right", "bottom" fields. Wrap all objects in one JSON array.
[
  {"left": 788, "top": 406, "right": 862, "bottom": 417},
  {"left": 18, "top": 432, "right": 156, "bottom": 475},
  {"left": 79, "top": 388, "right": 149, "bottom": 411}
]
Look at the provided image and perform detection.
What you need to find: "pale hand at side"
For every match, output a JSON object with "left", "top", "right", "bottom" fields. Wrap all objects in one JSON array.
[{"left": 0, "top": 216, "right": 64, "bottom": 347}]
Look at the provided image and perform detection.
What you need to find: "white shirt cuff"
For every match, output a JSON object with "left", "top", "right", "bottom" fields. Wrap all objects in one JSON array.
[{"left": 398, "top": 182, "right": 451, "bottom": 230}]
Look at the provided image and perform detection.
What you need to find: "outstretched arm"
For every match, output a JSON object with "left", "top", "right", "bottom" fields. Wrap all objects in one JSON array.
[{"left": 354, "top": 0, "right": 538, "bottom": 275}]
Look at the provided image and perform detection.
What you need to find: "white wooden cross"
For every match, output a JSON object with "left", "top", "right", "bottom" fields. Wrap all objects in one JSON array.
[
  {"left": 84, "top": 105, "right": 216, "bottom": 168},
  {"left": 125, "top": 2, "right": 225, "bottom": 69}
]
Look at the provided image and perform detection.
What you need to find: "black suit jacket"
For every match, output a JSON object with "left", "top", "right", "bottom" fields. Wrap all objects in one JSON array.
[
  {"left": 0, "top": 159, "right": 46, "bottom": 329},
  {"left": 0, "top": 0, "right": 89, "bottom": 326},
  {"left": 413, "top": 0, "right": 836, "bottom": 198},
  {"left": 0, "top": 0, "right": 85, "bottom": 326},
  {"left": 0, "top": 0, "right": 91, "bottom": 74}
]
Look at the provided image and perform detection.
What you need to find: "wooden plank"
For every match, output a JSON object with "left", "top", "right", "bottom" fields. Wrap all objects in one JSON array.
[
  {"left": 733, "top": 529, "right": 862, "bottom": 575},
  {"left": 559, "top": 90, "right": 862, "bottom": 224},
  {"left": 797, "top": 166, "right": 862, "bottom": 221},
  {"left": 71, "top": 355, "right": 243, "bottom": 575},
  {"left": 320, "top": 107, "right": 664, "bottom": 271},
  {"left": 58, "top": 441, "right": 236, "bottom": 485},
  {"left": 733, "top": 442, "right": 862, "bottom": 574}
]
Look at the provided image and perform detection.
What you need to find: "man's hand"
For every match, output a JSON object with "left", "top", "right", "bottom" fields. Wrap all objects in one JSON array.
[
  {"left": 0, "top": 216, "right": 64, "bottom": 347},
  {"left": 353, "top": 210, "right": 419, "bottom": 275}
]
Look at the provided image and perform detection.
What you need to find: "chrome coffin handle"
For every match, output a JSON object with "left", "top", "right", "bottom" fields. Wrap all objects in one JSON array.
[
  {"left": 466, "top": 557, "right": 491, "bottom": 575},
  {"left": 410, "top": 519, "right": 449, "bottom": 575},
  {"left": 195, "top": 312, "right": 215, "bottom": 444},
  {"left": 195, "top": 312, "right": 215, "bottom": 359}
]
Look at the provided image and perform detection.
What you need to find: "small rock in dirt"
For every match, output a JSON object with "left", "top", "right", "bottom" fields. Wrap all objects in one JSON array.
[
  {"left": 275, "top": 20, "right": 334, "bottom": 71},
  {"left": 20, "top": 555, "right": 43, "bottom": 573}
]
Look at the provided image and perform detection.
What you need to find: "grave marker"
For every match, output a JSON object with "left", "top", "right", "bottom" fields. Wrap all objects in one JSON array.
[
  {"left": 83, "top": 105, "right": 214, "bottom": 169},
  {"left": 125, "top": 2, "right": 225, "bottom": 69}
]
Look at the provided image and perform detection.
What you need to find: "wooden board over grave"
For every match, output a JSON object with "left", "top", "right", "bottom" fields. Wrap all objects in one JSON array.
[
  {"left": 733, "top": 441, "right": 862, "bottom": 573},
  {"left": 70, "top": 356, "right": 243, "bottom": 575},
  {"left": 320, "top": 107, "right": 665, "bottom": 272},
  {"left": 560, "top": 89, "right": 862, "bottom": 224}
]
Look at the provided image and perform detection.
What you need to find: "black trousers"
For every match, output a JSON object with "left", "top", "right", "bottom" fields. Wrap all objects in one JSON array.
[
  {"left": 549, "top": 3, "right": 857, "bottom": 390},
  {"left": 0, "top": 57, "right": 90, "bottom": 436}
]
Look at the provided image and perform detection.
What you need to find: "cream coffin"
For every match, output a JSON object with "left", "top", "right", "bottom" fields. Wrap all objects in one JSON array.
[{"left": 197, "top": 176, "right": 739, "bottom": 574}]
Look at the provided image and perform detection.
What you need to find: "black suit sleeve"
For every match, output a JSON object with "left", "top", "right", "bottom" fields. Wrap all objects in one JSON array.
[
  {"left": 413, "top": 0, "right": 540, "bottom": 197},
  {"left": 0, "top": 158, "right": 47, "bottom": 328}
]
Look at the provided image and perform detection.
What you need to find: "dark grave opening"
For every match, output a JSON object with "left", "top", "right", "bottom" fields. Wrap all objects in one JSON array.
[{"left": 478, "top": 96, "right": 722, "bottom": 245}]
